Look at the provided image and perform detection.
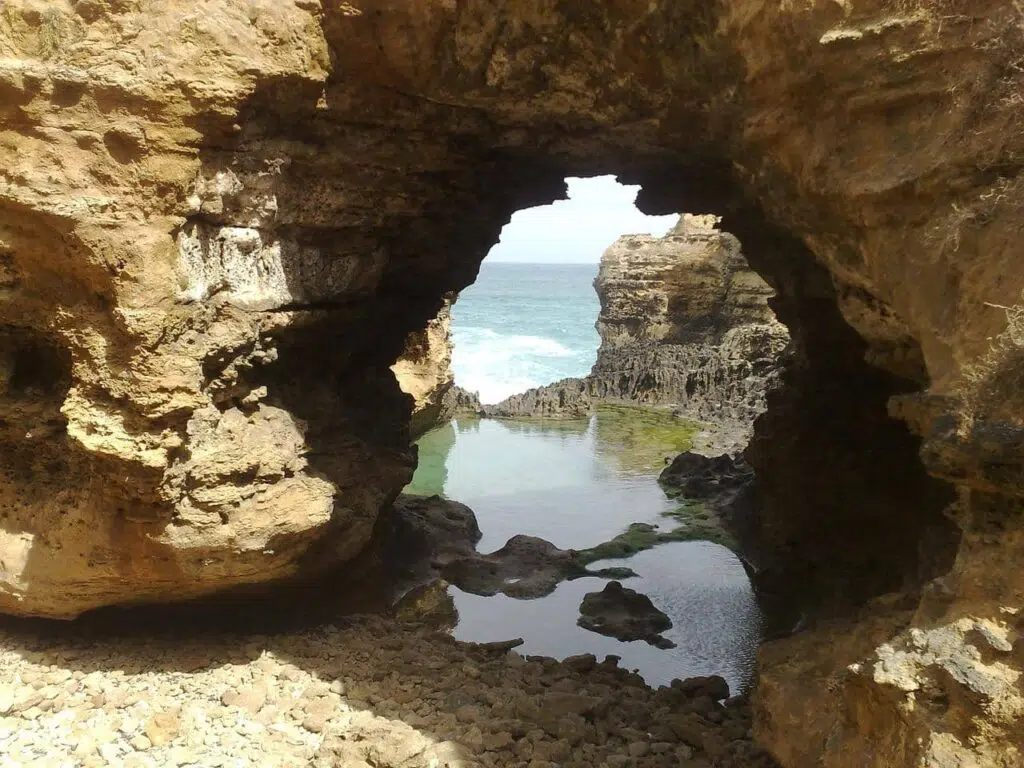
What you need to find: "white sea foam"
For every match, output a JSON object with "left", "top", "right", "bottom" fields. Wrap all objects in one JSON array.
[{"left": 453, "top": 326, "right": 584, "bottom": 404}]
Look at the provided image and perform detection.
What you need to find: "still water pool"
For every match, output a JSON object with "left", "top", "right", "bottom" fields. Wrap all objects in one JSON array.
[{"left": 404, "top": 411, "right": 761, "bottom": 692}]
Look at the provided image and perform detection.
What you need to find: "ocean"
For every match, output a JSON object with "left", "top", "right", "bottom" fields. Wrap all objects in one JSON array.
[{"left": 452, "top": 262, "right": 601, "bottom": 404}]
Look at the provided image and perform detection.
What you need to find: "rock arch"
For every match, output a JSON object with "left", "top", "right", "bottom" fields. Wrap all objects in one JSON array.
[{"left": 0, "top": 1, "right": 1022, "bottom": 764}]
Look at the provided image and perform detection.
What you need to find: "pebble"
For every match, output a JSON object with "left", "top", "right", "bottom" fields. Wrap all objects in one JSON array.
[{"left": 0, "top": 617, "right": 777, "bottom": 768}]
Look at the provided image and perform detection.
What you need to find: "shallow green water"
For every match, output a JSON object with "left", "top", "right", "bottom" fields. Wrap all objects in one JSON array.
[{"left": 405, "top": 412, "right": 761, "bottom": 691}]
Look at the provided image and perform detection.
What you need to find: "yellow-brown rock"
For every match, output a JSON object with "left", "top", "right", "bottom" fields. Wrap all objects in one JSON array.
[
  {"left": 392, "top": 297, "right": 455, "bottom": 439},
  {"left": 0, "top": 2, "right": 1022, "bottom": 764},
  {"left": 590, "top": 213, "right": 789, "bottom": 425}
]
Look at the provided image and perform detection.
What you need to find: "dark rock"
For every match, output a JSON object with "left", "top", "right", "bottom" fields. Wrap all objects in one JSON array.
[
  {"left": 577, "top": 581, "right": 676, "bottom": 648},
  {"left": 669, "top": 713, "right": 709, "bottom": 748},
  {"left": 482, "top": 378, "right": 591, "bottom": 419},
  {"left": 563, "top": 653, "right": 597, "bottom": 673},
  {"left": 391, "top": 496, "right": 624, "bottom": 600},
  {"left": 444, "top": 385, "right": 483, "bottom": 416},
  {"left": 723, "top": 694, "right": 748, "bottom": 709},
  {"left": 391, "top": 495, "right": 482, "bottom": 568},
  {"left": 443, "top": 535, "right": 588, "bottom": 599},
  {"left": 658, "top": 452, "right": 753, "bottom": 499},
  {"left": 671, "top": 675, "right": 731, "bottom": 701},
  {"left": 465, "top": 638, "right": 525, "bottom": 653}
]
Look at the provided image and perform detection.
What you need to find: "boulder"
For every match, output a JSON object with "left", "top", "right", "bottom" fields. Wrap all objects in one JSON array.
[
  {"left": 658, "top": 452, "right": 753, "bottom": 499},
  {"left": 577, "top": 581, "right": 676, "bottom": 649},
  {"left": 391, "top": 496, "right": 607, "bottom": 599},
  {"left": 443, "top": 535, "right": 589, "bottom": 599}
]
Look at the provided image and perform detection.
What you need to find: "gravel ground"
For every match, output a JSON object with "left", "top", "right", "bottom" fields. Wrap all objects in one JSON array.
[{"left": 0, "top": 614, "right": 779, "bottom": 767}]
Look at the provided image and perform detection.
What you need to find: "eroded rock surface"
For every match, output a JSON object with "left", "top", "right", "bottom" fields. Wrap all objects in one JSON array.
[
  {"left": 481, "top": 378, "right": 591, "bottom": 420},
  {"left": 0, "top": 2, "right": 1023, "bottom": 765},
  {"left": 393, "top": 297, "right": 456, "bottom": 438},
  {"left": 442, "top": 386, "right": 483, "bottom": 418},
  {"left": 589, "top": 215, "right": 789, "bottom": 428},
  {"left": 482, "top": 215, "right": 787, "bottom": 430}
]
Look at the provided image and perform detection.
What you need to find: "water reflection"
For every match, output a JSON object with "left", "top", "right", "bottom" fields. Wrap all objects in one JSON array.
[
  {"left": 452, "top": 543, "right": 759, "bottom": 692},
  {"left": 405, "top": 421, "right": 456, "bottom": 498},
  {"left": 405, "top": 413, "right": 760, "bottom": 691}
]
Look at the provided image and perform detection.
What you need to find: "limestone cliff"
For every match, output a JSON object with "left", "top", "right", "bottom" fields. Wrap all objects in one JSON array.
[
  {"left": 590, "top": 214, "right": 788, "bottom": 425},
  {"left": 0, "top": 2, "right": 1022, "bottom": 765},
  {"left": 392, "top": 297, "right": 455, "bottom": 439},
  {"left": 484, "top": 214, "right": 787, "bottom": 434}
]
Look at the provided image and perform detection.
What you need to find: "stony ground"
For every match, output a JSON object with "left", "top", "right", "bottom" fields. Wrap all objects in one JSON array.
[{"left": 0, "top": 614, "right": 779, "bottom": 767}]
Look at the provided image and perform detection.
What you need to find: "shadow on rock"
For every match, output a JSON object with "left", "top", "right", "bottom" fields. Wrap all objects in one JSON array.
[
  {"left": 0, "top": 613, "right": 779, "bottom": 768},
  {"left": 0, "top": 494, "right": 780, "bottom": 766}
]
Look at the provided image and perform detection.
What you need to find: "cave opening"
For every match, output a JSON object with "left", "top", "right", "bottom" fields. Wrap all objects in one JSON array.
[
  {"left": 449, "top": 175, "right": 675, "bottom": 405},
  {"left": 393, "top": 174, "right": 793, "bottom": 692}
]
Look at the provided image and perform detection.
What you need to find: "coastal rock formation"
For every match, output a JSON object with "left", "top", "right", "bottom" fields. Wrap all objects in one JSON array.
[
  {"left": 441, "top": 385, "right": 483, "bottom": 418},
  {"left": 392, "top": 297, "right": 455, "bottom": 438},
  {"left": 0, "top": 2, "right": 1022, "bottom": 766},
  {"left": 659, "top": 452, "right": 756, "bottom": 541},
  {"left": 589, "top": 214, "right": 789, "bottom": 426},
  {"left": 659, "top": 452, "right": 754, "bottom": 501},
  {"left": 578, "top": 580, "right": 676, "bottom": 649},
  {"left": 481, "top": 377, "right": 591, "bottom": 420},
  {"left": 482, "top": 215, "right": 787, "bottom": 428}
]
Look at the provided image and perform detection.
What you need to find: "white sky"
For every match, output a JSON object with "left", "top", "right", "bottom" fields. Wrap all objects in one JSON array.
[{"left": 486, "top": 175, "right": 678, "bottom": 264}]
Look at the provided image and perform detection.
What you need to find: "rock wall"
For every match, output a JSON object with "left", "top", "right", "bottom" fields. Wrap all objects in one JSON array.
[
  {"left": 482, "top": 214, "right": 787, "bottom": 438},
  {"left": 0, "top": 2, "right": 1022, "bottom": 764},
  {"left": 391, "top": 297, "right": 455, "bottom": 439},
  {"left": 589, "top": 214, "right": 789, "bottom": 425},
  {"left": 481, "top": 377, "right": 592, "bottom": 420}
]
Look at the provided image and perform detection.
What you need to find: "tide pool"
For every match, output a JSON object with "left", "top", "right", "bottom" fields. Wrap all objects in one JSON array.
[{"left": 404, "top": 411, "right": 761, "bottom": 692}]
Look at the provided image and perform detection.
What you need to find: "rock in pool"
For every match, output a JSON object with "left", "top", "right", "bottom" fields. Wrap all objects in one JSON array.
[{"left": 577, "top": 581, "right": 676, "bottom": 649}]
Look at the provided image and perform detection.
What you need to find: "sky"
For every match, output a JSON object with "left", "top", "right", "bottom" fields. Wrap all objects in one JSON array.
[{"left": 485, "top": 175, "right": 678, "bottom": 264}]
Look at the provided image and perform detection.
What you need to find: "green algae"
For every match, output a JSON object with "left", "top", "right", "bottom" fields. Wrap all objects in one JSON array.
[
  {"left": 403, "top": 421, "right": 457, "bottom": 497},
  {"left": 575, "top": 501, "right": 736, "bottom": 565},
  {"left": 492, "top": 417, "right": 591, "bottom": 437},
  {"left": 592, "top": 404, "right": 702, "bottom": 474}
]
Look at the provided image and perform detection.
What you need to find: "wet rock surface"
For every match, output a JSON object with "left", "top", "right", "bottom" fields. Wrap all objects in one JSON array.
[
  {"left": 392, "top": 495, "right": 608, "bottom": 599},
  {"left": 0, "top": 615, "right": 778, "bottom": 768},
  {"left": 391, "top": 495, "right": 484, "bottom": 570},
  {"left": 659, "top": 454, "right": 754, "bottom": 501},
  {"left": 442, "top": 535, "right": 589, "bottom": 600},
  {"left": 578, "top": 581, "right": 677, "bottom": 649}
]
